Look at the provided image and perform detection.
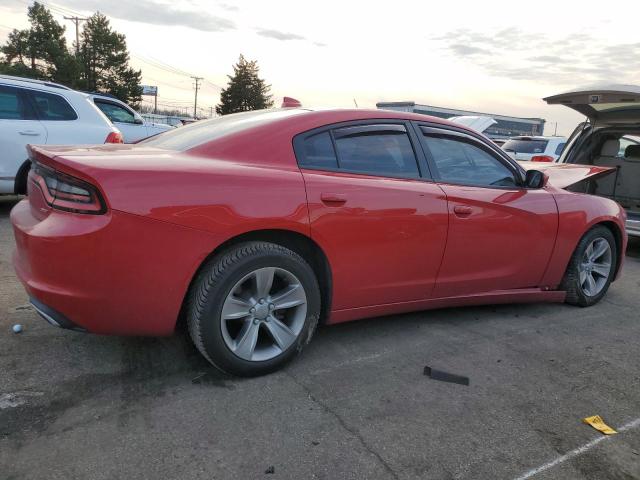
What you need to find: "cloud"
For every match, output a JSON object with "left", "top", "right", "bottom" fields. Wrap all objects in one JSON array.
[
  {"left": 218, "top": 2, "right": 239, "bottom": 11},
  {"left": 61, "top": 0, "right": 235, "bottom": 32},
  {"left": 255, "top": 28, "right": 305, "bottom": 41},
  {"left": 431, "top": 27, "right": 640, "bottom": 85},
  {"left": 449, "top": 44, "right": 488, "bottom": 57}
]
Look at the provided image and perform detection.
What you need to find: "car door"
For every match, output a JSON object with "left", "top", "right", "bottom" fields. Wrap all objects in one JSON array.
[
  {"left": 415, "top": 124, "right": 558, "bottom": 298},
  {"left": 0, "top": 85, "right": 46, "bottom": 193},
  {"left": 295, "top": 122, "right": 449, "bottom": 310},
  {"left": 93, "top": 99, "right": 146, "bottom": 143}
]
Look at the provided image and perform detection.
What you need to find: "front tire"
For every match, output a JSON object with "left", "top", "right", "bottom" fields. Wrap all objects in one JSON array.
[
  {"left": 187, "top": 242, "right": 321, "bottom": 376},
  {"left": 561, "top": 226, "right": 617, "bottom": 307}
]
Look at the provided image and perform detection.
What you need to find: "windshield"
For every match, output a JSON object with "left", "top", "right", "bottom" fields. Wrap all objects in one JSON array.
[
  {"left": 502, "top": 138, "right": 548, "bottom": 154},
  {"left": 141, "top": 108, "right": 308, "bottom": 150}
]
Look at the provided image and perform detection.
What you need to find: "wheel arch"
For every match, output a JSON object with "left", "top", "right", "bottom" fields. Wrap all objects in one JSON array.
[
  {"left": 14, "top": 159, "right": 31, "bottom": 195},
  {"left": 596, "top": 220, "right": 624, "bottom": 280},
  {"left": 177, "top": 228, "right": 333, "bottom": 330}
]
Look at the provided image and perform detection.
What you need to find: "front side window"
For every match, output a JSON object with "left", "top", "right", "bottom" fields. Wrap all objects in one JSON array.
[
  {"left": 333, "top": 126, "right": 420, "bottom": 178},
  {"left": 95, "top": 100, "right": 137, "bottom": 124},
  {"left": 0, "top": 85, "right": 34, "bottom": 120},
  {"left": 29, "top": 91, "right": 77, "bottom": 121},
  {"left": 422, "top": 133, "right": 517, "bottom": 187}
]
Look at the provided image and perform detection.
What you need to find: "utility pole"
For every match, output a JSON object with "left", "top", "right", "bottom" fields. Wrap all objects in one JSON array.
[
  {"left": 191, "top": 76, "right": 203, "bottom": 119},
  {"left": 64, "top": 16, "right": 88, "bottom": 54},
  {"left": 209, "top": 106, "right": 213, "bottom": 118}
]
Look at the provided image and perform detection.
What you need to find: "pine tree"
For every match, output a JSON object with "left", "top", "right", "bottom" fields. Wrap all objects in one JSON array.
[
  {"left": 0, "top": 2, "right": 74, "bottom": 82},
  {"left": 216, "top": 54, "right": 274, "bottom": 115},
  {"left": 78, "top": 13, "right": 142, "bottom": 105}
]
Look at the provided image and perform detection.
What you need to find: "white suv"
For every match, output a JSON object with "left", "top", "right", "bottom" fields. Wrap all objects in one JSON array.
[
  {"left": 89, "top": 93, "right": 173, "bottom": 143},
  {"left": 0, "top": 75, "right": 122, "bottom": 195},
  {"left": 501, "top": 135, "right": 567, "bottom": 162}
]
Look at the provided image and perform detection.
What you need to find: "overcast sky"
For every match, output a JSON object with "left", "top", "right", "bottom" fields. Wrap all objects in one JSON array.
[{"left": 2, "top": 0, "right": 639, "bottom": 135}]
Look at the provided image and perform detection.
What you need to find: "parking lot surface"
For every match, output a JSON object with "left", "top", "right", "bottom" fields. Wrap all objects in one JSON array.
[{"left": 1, "top": 195, "right": 639, "bottom": 480}]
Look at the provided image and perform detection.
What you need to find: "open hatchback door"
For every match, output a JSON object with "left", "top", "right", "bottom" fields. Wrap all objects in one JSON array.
[
  {"left": 544, "top": 84, "right": 640, "bottom": 126},
  {"left": 544, "top": 84, "right": 640, "bottom": 237}
]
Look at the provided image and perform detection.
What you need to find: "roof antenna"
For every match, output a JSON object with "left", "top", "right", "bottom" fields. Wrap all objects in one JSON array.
[{"left": 353, "top": 98, "right": 359, "bottom": 108}]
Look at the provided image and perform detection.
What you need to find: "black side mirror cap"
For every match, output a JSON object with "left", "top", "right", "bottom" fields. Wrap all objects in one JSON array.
[
  {"left": 134, "top": 118, "right": 144, "bottom": 125},
  {"left": 524, "top": 169, "right": 547, "bottom": 189}
]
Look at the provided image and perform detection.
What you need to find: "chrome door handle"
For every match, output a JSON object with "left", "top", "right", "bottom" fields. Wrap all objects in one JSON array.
[{"left": 19, "top": 130, "right": 41, "bottom": 136}]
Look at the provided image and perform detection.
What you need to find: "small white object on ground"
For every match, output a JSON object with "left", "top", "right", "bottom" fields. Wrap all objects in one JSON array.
[{"left": 12, "top": 324, "right": 23, "bottom": 333}]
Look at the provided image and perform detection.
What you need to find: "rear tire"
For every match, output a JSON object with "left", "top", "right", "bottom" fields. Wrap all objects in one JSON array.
[
  {"left": 187, "top": 242, "right": 321, "bottom": 376},
  {"left": 561, "top": 226, "right": 617, "bottom": 307}
]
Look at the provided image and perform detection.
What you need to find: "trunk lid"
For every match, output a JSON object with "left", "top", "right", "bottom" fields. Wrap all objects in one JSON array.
[
  {"left": 448, "top": 115, "right": 497, "bottom": 133},
  {"left": 519, "top": 161, "right": 615, "bottom": 189},
  {"left": 543, "top": 84, "right": 640, "bottom": 125}
]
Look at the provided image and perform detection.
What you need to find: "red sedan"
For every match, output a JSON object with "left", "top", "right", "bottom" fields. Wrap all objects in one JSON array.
[{"left": 11, "top": 107, "right": 626, "bottom": 376}]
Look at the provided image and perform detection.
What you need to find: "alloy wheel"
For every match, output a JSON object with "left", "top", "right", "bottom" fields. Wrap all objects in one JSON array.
[
  {"left": 579, "top": 237, "right": 612, "bottom": 297},
  {"left": 219, "top": 267, "right": 308, "bottom": 361}
]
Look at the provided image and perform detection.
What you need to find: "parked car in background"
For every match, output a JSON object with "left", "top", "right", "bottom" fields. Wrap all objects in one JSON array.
[
  {"left": 12, "top": 106, "right": 625, "bottom": 376},
  {"left": 0, "top": 75, "right": 122, "bottom": 195},
  {"left": 502, "top": 135, "right": 567, "bottom": 162},
  {"left": 544, "top": 84, "right": 640, "bottom": 236},
  {"left": 89, "top": 93, "right": 173, "bottom": 143}
]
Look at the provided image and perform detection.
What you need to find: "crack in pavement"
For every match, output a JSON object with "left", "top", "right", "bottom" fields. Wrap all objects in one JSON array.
[{"left": 284, "top": 370, "right": 400, "bottom": 480}]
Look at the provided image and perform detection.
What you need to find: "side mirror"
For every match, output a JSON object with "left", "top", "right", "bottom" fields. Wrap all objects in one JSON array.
[
  {"left": 134, "top": 117, "right": 144, "bottom": 125},
  {"left": 524, "top": 169, "right": 547, "bottom": 189}
]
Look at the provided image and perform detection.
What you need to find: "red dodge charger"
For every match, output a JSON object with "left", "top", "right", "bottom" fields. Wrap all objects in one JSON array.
[{"left": 11, "top": 106, "right": 626, "bottom": 376}]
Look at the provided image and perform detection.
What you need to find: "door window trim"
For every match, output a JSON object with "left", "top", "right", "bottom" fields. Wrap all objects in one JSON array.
[
  {"left": 292, "top": 119, "right": 431, "bottom": 181},
  {"left": 412, "top": 122, "right": 527, "bottom": 189}
]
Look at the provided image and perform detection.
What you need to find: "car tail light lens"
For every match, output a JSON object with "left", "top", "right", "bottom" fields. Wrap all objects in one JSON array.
[
  {"left": 29, "top": 162, "right": 106, "bottom": 214},
  {"left": 531, "top": 155, "right": 554, "bottom": 162},
  {"left": 105, "top": 131, "right": 123, "bottom": 144}
]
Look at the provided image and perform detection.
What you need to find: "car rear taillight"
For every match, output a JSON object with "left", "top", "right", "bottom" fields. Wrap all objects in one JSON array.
[
  {"left": 29, "top": 162, "right": 106, "bottom": 214},
  {"left": 531, "top": 155, "right": 554, "bottom": 162},
  {"left": 105, "top": 131, "right": 123, "bottom": 144}
]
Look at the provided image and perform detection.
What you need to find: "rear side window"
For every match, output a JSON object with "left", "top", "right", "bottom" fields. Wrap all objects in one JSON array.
[
  {"left": 555, "top": 142, "right": 566, "bottom": 155},
  {"left": 333, "top": 125, "right": 420, "bottom": 178},
  {"left": 95, "top": 100, "right": 136, "bottom": 124},
  {"left": 502, "top": 138, "right": 548, "bottom": 154},
  {"left": 28, "top": 90, "right": 77, "bottom": 121},
  {"left": 0, "top": 85, "right": 35, "bottom": 120},
  {"left": 298, "top": 131, "right": 338, "bottom": 169}
]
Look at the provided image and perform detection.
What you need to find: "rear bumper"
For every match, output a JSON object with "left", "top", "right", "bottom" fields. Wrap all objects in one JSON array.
[{"left": 11, "top": 198, "right": 217, "bottom": 336}]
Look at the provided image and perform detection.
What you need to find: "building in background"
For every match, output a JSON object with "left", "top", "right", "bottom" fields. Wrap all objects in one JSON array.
[{"left": 376, "top": 101, "right": 545, "bottom": 140}]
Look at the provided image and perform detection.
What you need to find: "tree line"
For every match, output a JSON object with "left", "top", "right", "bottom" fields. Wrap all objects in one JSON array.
[
  {"left": 0, "top": 2, "right": 142, "bottom": 105},
  {"left": 1, "top": 3, "right": 275, "bottom": 115}
]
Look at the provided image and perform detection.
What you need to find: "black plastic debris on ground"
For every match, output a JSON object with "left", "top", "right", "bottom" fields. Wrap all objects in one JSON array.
[
  {"left": 423, "top": 366, "right": 469, "bottom": 386},
  {"left": 265, "top": 465, "right": 275, "bottom": 474}
]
